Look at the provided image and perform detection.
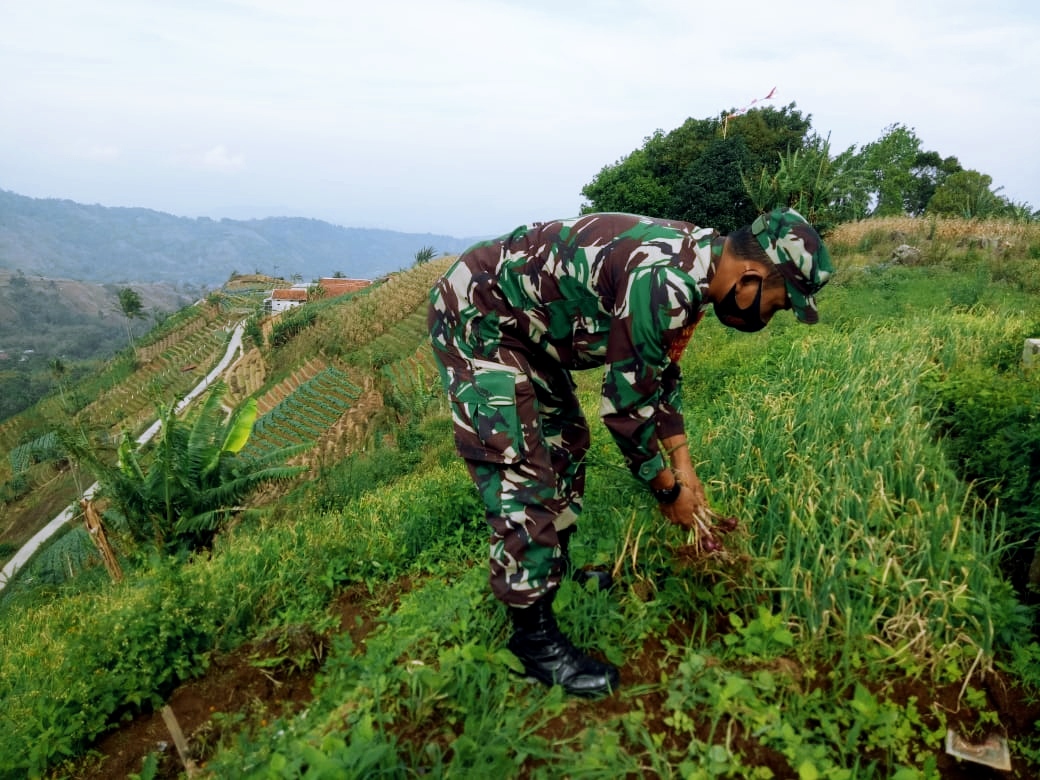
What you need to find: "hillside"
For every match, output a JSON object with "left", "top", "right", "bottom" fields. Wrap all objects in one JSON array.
[
  {"left": 0, "top": 188, "right": 480, "bottom": 287},
  {"left": 1, "top": 218, "right": 1040, "bottom": 778},
  {"left": 0, "top": 270, "right": 199, "bottom": 422},
  {"left": 0, "top": 259, "right": 445, "bottom": 567},
  {"left": 0, "top": 270, "right": 196, "bottom": 358}
]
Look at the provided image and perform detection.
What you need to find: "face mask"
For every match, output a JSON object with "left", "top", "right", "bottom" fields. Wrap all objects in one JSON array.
[{"left": 713, "top": 277, "right": 766, "bottom": 332}]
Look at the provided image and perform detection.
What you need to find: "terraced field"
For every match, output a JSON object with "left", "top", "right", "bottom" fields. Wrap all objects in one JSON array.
[
  {"left": 0, "top": 300, "right": 238, "bottom": 559},
  {"left": 244, "top": 364, "right": 367, "bottom": 459}
]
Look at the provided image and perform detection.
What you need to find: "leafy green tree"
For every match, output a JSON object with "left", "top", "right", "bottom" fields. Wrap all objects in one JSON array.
[
  {"left": 580, "top": 148, "right": 672, "bottom": 216},
  {"left": 581, "top": 104, "right": 813, "bottom": 222},
  {"left": 49, "top": 357, "right": 69, "bottom": 410},
  {"left": 63, "top": 383, "right": 306, "bottom": 554},
  {"left": 720, "top": 103, "right": 813, "bottom": 170},
  {"left": 0, "top": 370, "right": 32, "bottom": 422},
  {"left": 906, "top": 151, "right": 962, "bottom": 216},
  {"left": 243, "top": 315, "right": 264, "bottom": 350},
  {"left": 926, "top": 170, "right": 1006, "bottom": 218},
  {"left": 852, "top": 124, "right": 924, "bottom": 216},
  {"left": 672, "top": 136, "right": 756, "bottom": 233},
  {"left": 642, "top": 120, "right": 718, "bottom": 197}
]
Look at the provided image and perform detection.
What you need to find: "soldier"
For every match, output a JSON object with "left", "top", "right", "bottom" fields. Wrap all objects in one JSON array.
[{"left": 428, "top": 207, "right": 832, "bottom": 697}]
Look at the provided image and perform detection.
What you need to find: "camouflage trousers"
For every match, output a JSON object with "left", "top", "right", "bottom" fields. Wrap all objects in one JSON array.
[{"left": 428, "top": 297, "right": 590, "bottom": 607}]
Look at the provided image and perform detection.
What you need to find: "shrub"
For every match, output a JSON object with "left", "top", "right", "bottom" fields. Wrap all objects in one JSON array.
[
  {"left": 922, "top": 364, "right": 1040, "bottom": 591},
  {"left": 269, "top": 306, "right": 317, "bottom": 348}
]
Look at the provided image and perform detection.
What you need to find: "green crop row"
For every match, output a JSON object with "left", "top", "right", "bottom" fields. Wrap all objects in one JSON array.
[{"left": 244, "top": 367, "right": 363, "bottom": 458}]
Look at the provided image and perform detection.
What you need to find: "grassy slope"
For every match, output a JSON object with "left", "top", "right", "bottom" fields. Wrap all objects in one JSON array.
[{"left": 1, "top": 222, "right": 1040, "bottom": 778}]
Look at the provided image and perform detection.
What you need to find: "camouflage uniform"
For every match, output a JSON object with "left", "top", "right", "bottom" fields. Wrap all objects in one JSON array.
[{"left": 428, "top": 213, "right": 717, "bottom": 606}]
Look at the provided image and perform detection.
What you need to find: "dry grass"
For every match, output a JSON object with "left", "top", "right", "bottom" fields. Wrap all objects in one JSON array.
[
  {"left": 825, "top": 216, "right": 1040, "bottom": 293},
  {"left": 827, "top": 215, "right": 1040, "bottom": 253}
]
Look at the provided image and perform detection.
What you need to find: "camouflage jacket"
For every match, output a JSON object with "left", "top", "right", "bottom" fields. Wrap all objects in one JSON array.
[{"left": 435, "top": 212, "right": 717, "bottom": 482}]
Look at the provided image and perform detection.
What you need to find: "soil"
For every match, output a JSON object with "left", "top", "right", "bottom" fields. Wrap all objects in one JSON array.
[
  {"left": 0, "top": 464, "right": 83, "bottom": 554},
  {"left": 67, "top": 583, "right": 389, "bottom": 779},
  {"left": 60, "top": 580, "right": 1040, "bottom": 780}
]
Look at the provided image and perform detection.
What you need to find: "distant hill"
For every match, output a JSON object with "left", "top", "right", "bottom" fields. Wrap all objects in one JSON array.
[
  {"left": 0, "top": 189, "right": 479, "bottom": 287},
  {"left": 0, "top": 270, "right": 195, "bottom": 360},
  {"left": 0, "top": 269, "right": 198, "bottom": 421}
]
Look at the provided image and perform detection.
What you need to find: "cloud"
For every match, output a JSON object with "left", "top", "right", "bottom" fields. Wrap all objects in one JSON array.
[
  {"left": 202, "top": 145, "right": 245, "bottom": 171},
  {"left": 173, "top": 145, "right": 245, "bottom": 172}
]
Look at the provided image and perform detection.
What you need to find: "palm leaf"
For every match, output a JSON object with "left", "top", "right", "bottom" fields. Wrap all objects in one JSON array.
[{"left": 118, "top": 435, "right": 146, "bottom": 482}]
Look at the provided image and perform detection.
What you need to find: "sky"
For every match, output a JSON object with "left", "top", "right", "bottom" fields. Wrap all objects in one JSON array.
[{"left": 2, "top": 0, "right": 1039, "bottom": 238}]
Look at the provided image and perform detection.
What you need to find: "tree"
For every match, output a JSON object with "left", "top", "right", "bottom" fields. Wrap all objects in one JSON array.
[
  {"left": 926, "top": 170, "right": 1006, "bottom": 218},
  {"left": 720, "top": 103, "right": 813, "bottom": 171},
  {"left": 117, "top": 287, "right": 144, "bottom": 352},
  {"left": 62, "top": 383, "right": 307, "bottom": 554},
  {"left": 853, "top": 124, "right": 924, "bottom": 216},
  {"left": 906, "top": 151, "right": 962, "bottom": 216},
  {"left": 581, "top": 104, "right": 813, "bottom": 222},
  {"left": 243, "top": 315, "right": 264, "bottom": 350},
  {"left": 49, "top": 357, "right": 68, "bottom": 410},
  {"left": 580, "top": 148, "right": 672, "bottom": 216},
  {"left": 672, "top": 136, "right": 756, "bottom": 233}
]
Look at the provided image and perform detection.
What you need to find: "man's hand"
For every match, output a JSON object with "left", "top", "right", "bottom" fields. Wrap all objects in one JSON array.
[
  {"left": 654, "top": 435, "right": 709, "bottom": 525},
  {"left": 658, "top": 482, "right": 703, "bottom": 528},
  {"left": 654, "top": 436, "right": 739, "bottom": 553}
]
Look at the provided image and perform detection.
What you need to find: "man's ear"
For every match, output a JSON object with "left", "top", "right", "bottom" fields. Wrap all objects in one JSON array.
[{"left": 737, "top": 266, "right": 766, "bottom": 289}]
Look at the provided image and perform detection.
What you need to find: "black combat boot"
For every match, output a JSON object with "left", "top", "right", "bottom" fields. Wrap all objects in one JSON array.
[
  {"left": 507, "top": 591, "right": 620, "bottom": 698},
  {"left": 559, "top": 525, "right": 613, "bottom": 591}
]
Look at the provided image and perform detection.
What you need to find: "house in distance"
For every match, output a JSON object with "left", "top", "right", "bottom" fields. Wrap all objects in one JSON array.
[{"left": 263, "top": 277, "right": 371, "bottom": 316}]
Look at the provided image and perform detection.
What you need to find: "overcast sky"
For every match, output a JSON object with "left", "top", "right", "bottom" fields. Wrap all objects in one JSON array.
[{"left": 2, "top": 0, "right": 1038, "bottom": 238}]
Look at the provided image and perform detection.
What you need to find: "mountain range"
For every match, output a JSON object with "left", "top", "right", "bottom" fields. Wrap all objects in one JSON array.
[{"left": 0, "top": 188, "right": 481, "bottom": 287}]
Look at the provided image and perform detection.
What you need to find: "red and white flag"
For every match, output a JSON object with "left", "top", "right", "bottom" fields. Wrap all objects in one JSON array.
[{"left": 723, "top": 87, "right": 777, "bottom": 135}]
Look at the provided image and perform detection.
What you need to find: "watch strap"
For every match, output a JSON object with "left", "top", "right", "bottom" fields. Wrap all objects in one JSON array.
[{"left": 651, "top": 479, "right": 682, "bottom": 505}]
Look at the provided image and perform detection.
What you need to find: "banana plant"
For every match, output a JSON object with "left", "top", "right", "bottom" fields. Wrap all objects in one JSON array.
[{"left": 75, "top": 382, "right": 308, "bottom": 554}]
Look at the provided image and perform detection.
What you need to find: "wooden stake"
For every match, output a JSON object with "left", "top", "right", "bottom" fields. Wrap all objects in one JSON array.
[
  {"left": 161, "top": 705, "right": 200, "bottom": 777},
  {"left": 81, "top": 499, "right": 123, "bottom": 582}
]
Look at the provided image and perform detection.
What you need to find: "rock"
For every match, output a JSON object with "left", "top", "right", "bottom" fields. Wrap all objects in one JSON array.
[{"left": 891, "top": 244, "right": 922, "bottom": 265}]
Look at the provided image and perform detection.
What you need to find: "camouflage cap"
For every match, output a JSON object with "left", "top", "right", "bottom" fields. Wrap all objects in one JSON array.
[{"left": 751, "top": 207, "right": 833, "bottom": 324}]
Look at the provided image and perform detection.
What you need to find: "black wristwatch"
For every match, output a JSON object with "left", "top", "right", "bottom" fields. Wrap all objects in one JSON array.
[{"left": 651, "top": 480, "right": 682, "bottom": 505}]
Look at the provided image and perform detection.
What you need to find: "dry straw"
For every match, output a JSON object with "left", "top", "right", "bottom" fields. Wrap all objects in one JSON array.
[{"left": 827, "top": 215, "right": 1040, "bottom": 252}]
